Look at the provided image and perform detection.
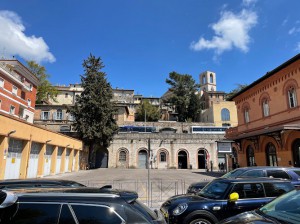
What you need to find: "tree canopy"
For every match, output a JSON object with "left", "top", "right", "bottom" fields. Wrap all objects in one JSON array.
[
  {"left": 165, "top": 71, "right": 200, "bottom": 122},
  {"left": 135, "top": 99, "right": 160, "bottom": 122},
  {"left": 225, "top": 84, "right": 248, "bottom": 100},
  {"left": 69, "top": 54, "right": 118, "bottom": 149},
  {"left": 27, "top": 61, "right": 57, "bottom": 103}
]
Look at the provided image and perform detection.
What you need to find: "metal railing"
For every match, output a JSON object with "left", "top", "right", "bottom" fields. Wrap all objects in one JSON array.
[{"left": 82, "top": 179, "right": 189, "bottom": 208}]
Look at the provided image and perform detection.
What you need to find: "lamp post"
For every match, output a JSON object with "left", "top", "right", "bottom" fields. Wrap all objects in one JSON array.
[{"left": 147, "top": 138, "right": 150, "bottom": 206}]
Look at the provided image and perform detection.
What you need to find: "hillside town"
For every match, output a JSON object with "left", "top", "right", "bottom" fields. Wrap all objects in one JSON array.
[{"left": 0, "top": 54, "right": 300, "bottom": 179}]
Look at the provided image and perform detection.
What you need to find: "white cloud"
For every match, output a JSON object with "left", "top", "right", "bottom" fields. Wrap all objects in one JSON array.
[
  {"left": 288, "top": 26, "right": 300, "bottom": 35},
  {"left": 0, "top": 10, "right": 55, "bottom": 63},
  {"left": 190, "top": 9, "right": 258, "bottom": 55},
  {"left": 242, "top": 0, "right": 257, "bottom": 7}
]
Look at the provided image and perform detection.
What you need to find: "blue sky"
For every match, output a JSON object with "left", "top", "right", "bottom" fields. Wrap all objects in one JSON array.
[{"left": 0, "top": 0, "right": 299, "bottom": 97}]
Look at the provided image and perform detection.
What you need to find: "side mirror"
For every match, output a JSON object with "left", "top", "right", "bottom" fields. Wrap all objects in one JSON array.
[{"left": 229, "top": 192, "right": 239, "bottom": 202}]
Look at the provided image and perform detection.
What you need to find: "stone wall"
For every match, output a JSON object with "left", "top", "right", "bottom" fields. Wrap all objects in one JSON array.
[{"left": 108, "top": 132, "right": 225, "bottom": 171}]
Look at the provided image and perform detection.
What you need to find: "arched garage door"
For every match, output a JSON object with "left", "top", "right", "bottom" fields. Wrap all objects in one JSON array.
[
  {"left": 44, "top": 144, "right": 54, "bottom": 176},
  {"left": 27, "top": 142, "right": 42, "bottom": 178},
  {"left": 4, "top": 138, "right": 23, "bottom": 179},
  {"left": 56, "top": 147, "right": 63, "bottom": 174}
]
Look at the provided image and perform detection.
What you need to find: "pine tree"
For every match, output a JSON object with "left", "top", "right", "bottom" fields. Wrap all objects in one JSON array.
[
  {"left": 166, "top": 71, "right": 200, "bottom": 122},
  {"left": 69, "top": 54, "right": 118, "bottom": 166}
]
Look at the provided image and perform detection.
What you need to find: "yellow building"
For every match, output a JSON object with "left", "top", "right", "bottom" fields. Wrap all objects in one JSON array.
[{"left": 0, "top": 112, "right": 82, "bottom": 180}]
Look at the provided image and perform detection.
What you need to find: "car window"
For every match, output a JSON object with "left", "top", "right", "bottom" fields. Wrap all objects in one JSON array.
[
  {"left": 221, "top": 169, "right": 246, "bottom": 178},
  {"left": 199, "top": 181, "right": 230, "bottom": 199},
  {"left": 259, "top": 190, "right": 300, "bottom": 223},
  {"left": 291, "top": 169, "right": 300, "bottom": 177},
  {"left": 11, "top": 203, "right": 60, "bottom": 224},
  {"left": 130, "top": 199, "right": 158, "bottom": 221},
  {"left": 71, "top": 204, "right": 124, "bottom": 224},
  {"left": 266, "top": 170, "right": 290, "bottom": 179},
  {"left": 58, "top": 204, "right": 76, "bottom": 224},
  {"left": 231, "top": 183, "right": 264, "bottom": 199},
  {"left": 240, "top": 170, "right": 264, "bottom": 177},
  {"left": 264, "top": 182, "right": 294, "bottom": 197}
]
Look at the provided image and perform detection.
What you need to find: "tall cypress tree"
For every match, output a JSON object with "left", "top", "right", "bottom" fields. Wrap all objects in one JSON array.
[{"left": 70, "top": 54, "right": 118, "bottom": 166}]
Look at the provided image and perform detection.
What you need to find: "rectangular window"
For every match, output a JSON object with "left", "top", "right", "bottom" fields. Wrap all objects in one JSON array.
[
  {"left": 0, "top": 77, "right": 4, "bottom": 88},
  {"left": 27, "top": 99, "right": 31, "bottom": 107},
  {"left": 10, "top": 105, "right": 15, "bottom": 115},
  {"left": 12, "top": 86, "right": 18, "bottom": 95},
  {"left": 0, "top": 99, "right": 2, "bottom": 109},
  {"left": 41, "top": 111, "right": 50, "bottom": 120}
]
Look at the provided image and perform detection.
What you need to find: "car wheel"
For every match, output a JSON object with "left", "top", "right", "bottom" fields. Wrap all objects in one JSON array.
[{"left": 189, "top": 218, "right": 212, "bottom": 224}]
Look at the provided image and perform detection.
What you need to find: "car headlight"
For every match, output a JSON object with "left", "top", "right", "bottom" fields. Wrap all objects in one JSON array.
[{"left": 173, "top": 203, "right": 188, "bottom": 215}]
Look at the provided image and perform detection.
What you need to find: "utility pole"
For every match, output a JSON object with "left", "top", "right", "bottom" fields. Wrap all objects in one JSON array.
[{"left": 147, "top": 138, "right": 150, "bottom": 206}]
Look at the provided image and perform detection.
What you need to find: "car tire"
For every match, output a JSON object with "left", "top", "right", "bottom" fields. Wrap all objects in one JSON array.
[{"left": 189, "top": 218, "right": 212, "bottom": 224}]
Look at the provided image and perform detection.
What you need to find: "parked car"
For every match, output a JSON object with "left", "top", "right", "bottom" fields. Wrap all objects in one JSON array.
[
  {"left": 219, "top": 188, "right": 300, "bottom": 223},
  {"left": 0, "top": 178, "right": 86, "bottom": 190},
  {"left": 0, "top": 187, "right": 166, "bottom": 224},
  {"left": 187, "top": 166, "right": 300, "bottom": 194},
  {"left": 161, "top": 178, "right": 294, "bottom": 224}
]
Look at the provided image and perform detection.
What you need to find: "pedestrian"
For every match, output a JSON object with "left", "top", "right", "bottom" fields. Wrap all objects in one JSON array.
[{"left": 220, "top": 162, "right": 224, "bottom": 172}]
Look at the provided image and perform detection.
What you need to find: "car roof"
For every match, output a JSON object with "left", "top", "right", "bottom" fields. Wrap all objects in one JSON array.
[
  {"left": 0, "top": 179, "right": 85, "bottom": 188},
  {"left": 234, "top": 166, "right": 300, "bottom": 171},
  {"left": 213, "top": 177, "right": 293, "bottom": 184},
  {"left": 1, "top": 187, "right": 139, "bottom": 204}
]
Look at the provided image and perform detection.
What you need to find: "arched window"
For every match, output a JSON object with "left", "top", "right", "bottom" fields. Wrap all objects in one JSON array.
[
  {"left": 160, "top": 152, "right": 166, "bottom": 162},
  {"left": 202, "top": 75, "right": 206, "bottom": 84},
  {"left": 119, "top": 150, "right": 126, "bottom": 162},
  {"left": 221, "top": 108, "right": 230, "bottom": 121},
  {"left": 246, "top": 146, "right": 255, "bottom": 166},
  {"left": 210, "top": 73, "right": 214, "bottom": 83},
  {"left": 266, "top": 143, "right": 278, "bottom": 166},
  {"left": 288, "top": 87, "right": 297, "bottom": 108},
  {"left": 262, "top": 99, "right": 270, "bottom": 117},
  {"left": 244, "top": 108, "right": 250, "bottom": 123}
]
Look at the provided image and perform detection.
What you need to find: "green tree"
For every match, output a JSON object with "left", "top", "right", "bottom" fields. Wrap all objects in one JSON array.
[
  {"left": 225, "top": 84, "right": 248, "bottom": 100},
  {"left": 69, "top": 54, "right": 118, "bottom": 167},
  {"left": 166, "top": 71, "right": 200, "bottom": 122},
  {"left": 27, "top": 61, "right": 57, "bottom": 103},
  {"left": 135, "top": 99, "right": 160, "bottom": 122},
  {"left": 187, "top": 91, "right": 201, "bottom": 122}
]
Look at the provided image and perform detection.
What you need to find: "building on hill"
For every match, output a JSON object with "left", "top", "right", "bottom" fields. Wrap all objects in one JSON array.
[
  {"left": 0, "top": 59, "right": 39, "bottom": 123},
  {"left": 226, "top": 53, "right": 300, "bottom": 169}
]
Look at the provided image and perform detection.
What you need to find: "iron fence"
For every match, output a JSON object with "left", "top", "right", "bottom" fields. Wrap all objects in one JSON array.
[{"left": 82, "top": 179, "right": 189, "bottom": 208}]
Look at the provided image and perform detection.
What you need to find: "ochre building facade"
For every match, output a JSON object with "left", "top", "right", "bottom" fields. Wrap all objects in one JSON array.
[{"left": 226, "top": 54, "right": 300, "bottom": 168}]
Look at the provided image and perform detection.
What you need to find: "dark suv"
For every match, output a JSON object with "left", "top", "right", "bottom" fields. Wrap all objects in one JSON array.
[
  {"left": 0, "top": 187, "right": 166, "bottom": 224},
  {"left": 161, "top": 178, "right": 294, "bottom": 224},
  {"left": 187, "top": 166, "right": 300, "bottom": 194}
]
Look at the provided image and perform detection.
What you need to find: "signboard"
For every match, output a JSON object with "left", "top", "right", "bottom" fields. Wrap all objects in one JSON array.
[{"left": 217, "top": 142, "right": 232, "bottom": 153}]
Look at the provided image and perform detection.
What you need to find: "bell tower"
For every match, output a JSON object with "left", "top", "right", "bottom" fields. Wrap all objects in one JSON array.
[{"left": 199, "top": 71, "right": 216, "bottom": 96}]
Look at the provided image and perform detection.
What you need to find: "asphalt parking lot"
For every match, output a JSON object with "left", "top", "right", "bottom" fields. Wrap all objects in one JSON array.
[{"left": 48, "top": 168, "right": 224, "bottom": 208}]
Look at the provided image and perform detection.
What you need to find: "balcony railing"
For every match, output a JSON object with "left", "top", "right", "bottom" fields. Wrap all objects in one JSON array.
[{"left": 0, "top": 62, "right": 32, "bottom": 91}]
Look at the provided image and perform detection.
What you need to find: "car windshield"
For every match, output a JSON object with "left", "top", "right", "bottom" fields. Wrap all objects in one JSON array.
[
  {"left": 221, "top": 169, "right": 246, "bottom": 178},
  {"left": 198, "top": 180, "right": 230, "bottom": 199},
  {"left": 259, "top": 189, "right": 300, "bottom": 224}
]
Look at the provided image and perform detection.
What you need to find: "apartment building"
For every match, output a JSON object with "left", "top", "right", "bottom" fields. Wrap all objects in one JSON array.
[{"left": 0, "top": 60, "right": 38, "bottom": 123}]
